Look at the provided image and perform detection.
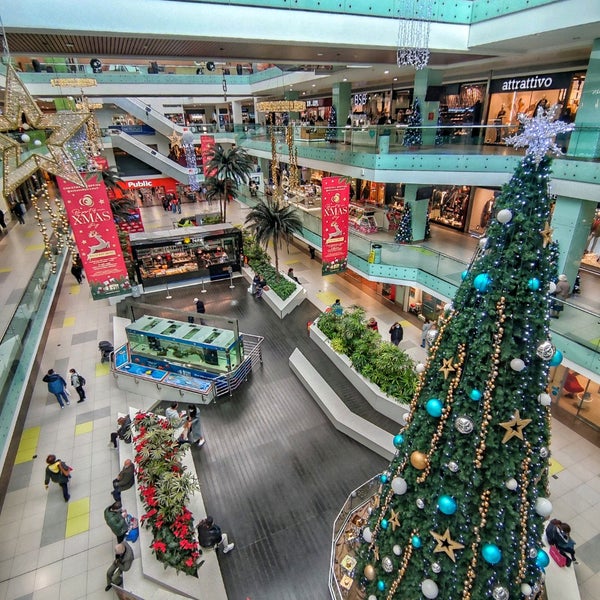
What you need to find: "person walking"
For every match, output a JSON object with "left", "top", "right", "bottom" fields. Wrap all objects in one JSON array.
[
  {"left": 105, "top": 541, "right": 134, "bottom": 591},
  {"left": 69, "top": 368, "right": 86, "bottom": 403},
  {"left": 70, "top": 255, "right": 84, "bottom": 284},
  {"left": 551, "top": 274, "right": 570, "bottom": 318},
  {"left": 104, "top": 501, "right": 129, "bottom": 543},
  {"left": 44, "top": 454, "right": 72, "bottom": 502},
  {"left": 0, "top": 208, "right": 7, "bottom": 233},
  {"left": 420, "top": 319, "right": 432, "bottom": 348},
  {"left": 112, "top": 459, "right": 135, "bottom": 502},
  {"left": 188, "top": 404, "right": 205, "bottom": 447},
  {"left": 197, "top": 516, "right": 235, "bottom": 553},
  {"left": 42, "top": 369, "right": 70, "bottom": 408},
  {"left": 195, "top": 298, "right": 206, "bottom": 314},
  {"left": 389, "top": 322, "right": 403, "bottom": 346},
  {"left": 12, "top": 202, "right": 25, "bottom": 225}
]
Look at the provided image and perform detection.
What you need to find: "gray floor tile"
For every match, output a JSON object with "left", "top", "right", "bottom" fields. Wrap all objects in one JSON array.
[
  {"left": 578, "top": 531, "right": 600, "bottom": 571},
  {"left": 75, "top": 405, "right": 111, "bottom": 425},
  {"left": 6, "top": 287, "right": 25, "bottom": 304},
  {"left": 6, "top": 462, "right": 34, "bottom": 492},
  {"left": 71, "top": 330, "right": 100, "bottom": 345}
]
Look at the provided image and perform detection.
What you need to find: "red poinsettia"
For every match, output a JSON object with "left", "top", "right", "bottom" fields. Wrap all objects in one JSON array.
[{"left": 151, "top": 540, "right": 167, "bottom": 553}]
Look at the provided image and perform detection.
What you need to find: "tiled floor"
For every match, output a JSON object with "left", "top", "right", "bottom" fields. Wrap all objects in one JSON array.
[{"left": 0, "top": 198, "right": 599, "bottom": 599}]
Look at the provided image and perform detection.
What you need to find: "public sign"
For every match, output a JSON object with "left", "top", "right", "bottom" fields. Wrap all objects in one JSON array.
[
  {"left": 201, "top": 135, "right": 216, "bottom": 177},
  {"left": 321, "top": 176, "right": 350, "bottom": 276}
]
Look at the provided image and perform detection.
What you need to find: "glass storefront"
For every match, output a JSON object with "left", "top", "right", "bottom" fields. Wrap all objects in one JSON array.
[{"left": 549, "top": 365, "right": 600, "bottom": 430}]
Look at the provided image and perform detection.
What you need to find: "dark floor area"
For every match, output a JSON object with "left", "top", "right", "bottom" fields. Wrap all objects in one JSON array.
[{"left": 137, "top": 280, "right": 391, "bottom": 599}]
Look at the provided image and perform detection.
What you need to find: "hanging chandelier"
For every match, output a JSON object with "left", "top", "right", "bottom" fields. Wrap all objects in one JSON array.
[{"left": 396, "top": 0, "right": 433, "bottom": 70}]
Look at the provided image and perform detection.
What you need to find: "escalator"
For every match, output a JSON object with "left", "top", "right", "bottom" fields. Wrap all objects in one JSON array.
[{"left": 113, "top": 98, "right": 185, "bottom": 138}]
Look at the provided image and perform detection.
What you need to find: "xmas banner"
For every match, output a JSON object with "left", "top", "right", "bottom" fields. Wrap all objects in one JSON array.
[
  {"left": 321, "top": 177, "right": 349, "bottom": 276},
  {"left": 201, "top": 135, "right": 216, "bottom": 176},
  {"left": 57, "top": 173, "right": 131, "bottom": 300}
]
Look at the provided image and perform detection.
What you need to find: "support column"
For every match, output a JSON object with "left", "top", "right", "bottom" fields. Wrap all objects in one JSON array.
[
  {"left": 413, "top": 69, "right": 443, "bottom": 146},
  {"left": 404, "top": 184, "right": 428, "bottom": 242},
  {"left": 332, "top": 82, "right": 351, "bottom": 127},
  {"left": 551, "top": 195, "right": 596, "bottom": 283},
  {"left": 231, "top": 100, "right": 243, "bottom": 127},
  {"left": 567, "top": 38, "right": 600, "bottom": 159},
  {"left": 284, "top": 90, "right": 300, "bottom": 122}
]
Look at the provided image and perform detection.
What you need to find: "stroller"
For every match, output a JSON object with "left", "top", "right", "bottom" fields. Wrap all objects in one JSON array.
[{"left": 99, "top": 341, "right": 114, "bottom": 363}]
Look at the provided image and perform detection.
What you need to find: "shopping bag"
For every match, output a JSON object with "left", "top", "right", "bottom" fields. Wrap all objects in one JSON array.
[{"left": 549, "top": 545, "right": 567, "bottom": 567}]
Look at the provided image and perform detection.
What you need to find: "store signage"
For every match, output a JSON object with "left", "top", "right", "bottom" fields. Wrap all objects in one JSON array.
[
  {"left": 306, "top": 99, "right": 320, "bottom": 107},
  {"left": 118, "top": 177, "right": 177, "bottom": 193},
  {"left": 490, "top": 72, "right": 573, "bottom": 94},
  {"left": 353, "top": 93, "right": 368, "bottom": 106},
  {"left": 201, "top": 135, "right": 216, "bottom": 177},
  {"left": 321, "top": 177, "right": 350, "bottom": 276},
  {"left": 57, "top": 173, "right": 131, "bottom": 300}
]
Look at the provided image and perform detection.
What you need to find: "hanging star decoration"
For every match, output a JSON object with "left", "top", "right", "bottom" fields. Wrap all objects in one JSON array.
[
  {"left": 430, "top": 528, "right": 464, "bottom": 562},
  {"left": 388, "top": 509, "right": 401, "bottom": 532},
  {"left": 499, "top": 409, "right": 532, "bottom": 444},
  {"left": 0, "top": 65, "right": 89, "bottom": 196},
  {"left": 540, "top": 221, "right": 554, "bottom": 247},
  {"left": 168, "top": 129, "right": 183, "bottom": 158},
  {"left": 439, "top": 357, "right": 457, "bottom": 379},
  {"left": 505, "top": 104, "right": 574, "bottom": 165}
]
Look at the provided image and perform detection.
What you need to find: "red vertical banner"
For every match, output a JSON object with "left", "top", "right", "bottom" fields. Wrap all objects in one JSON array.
[
  {"left": 201, "top": 135, "right": 216, "bottom": 177},
  {"left": 57, "top": 173, "right": 131, "bottom": 300},
  {"left": 321, "top": 177, "right": 350, "bottom": 276}
]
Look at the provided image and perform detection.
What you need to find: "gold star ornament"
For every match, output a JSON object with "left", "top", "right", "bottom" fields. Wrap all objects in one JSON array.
[
  {"left": 540, "top": 222, "right": 553, "bottom": 247},
  {"left": 439, "top": 357, "right": 457, "bottom": 379},
  {"left": 499, "top": 410, "right": 532, "bottom": 444},
  {"left": 431, "top": 528, "right": 464, "bottom": 562},
  {"left": 0, "top": 65, "right": 89, "bottom": 196},
  {"left": 388, "top": 509, "right": 401, "bottom": 532}
]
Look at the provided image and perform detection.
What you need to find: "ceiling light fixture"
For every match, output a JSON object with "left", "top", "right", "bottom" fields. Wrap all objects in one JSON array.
[
  {"left": 347, "top": 64, "right": 372, "bottom": 69},
  {"left": 384, "top": 70, "right": 390, "bottom": 74},
  {"left": 397, "top": 0, "right": 432, "bottom": 70}
]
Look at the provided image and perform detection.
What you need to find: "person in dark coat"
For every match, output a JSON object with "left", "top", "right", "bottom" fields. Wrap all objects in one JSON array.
[
  {"left": 44, "top": 454, "right": 71, "bottom": 501},
  {"left": 197, "top": 516, "right": 235, "bottom": 553},
  {"left": 70, "top": 255, "right": 84, "bottom": 284},
  {"left": 12, "top": 202, "right": 25, "bottom": 224},
  {"left": 105, "top": 541, "right": 135, "bottom": 591},
  {"left": 112, "top": 459, "right": 135, "bottom": 502},
  {"left": 42, "top": 369, "right": 70, "bottom": 408},
  {"left": 109, "top": 415, "right": 132, "bottom": 448},
  {"left": 389, "top": 322, "right": 404, "bottom": 345},
  {"left": 69, "top": 368, "right": 86, "bottom": 403},
  {"left": 546, "top": 519, "right": 577, "bottom": 566},
  {"left": 0, "top": 208, "right": 7, "bottom": 232},
  {"left": 104, "top": 501, "right": 129, "bottom": 543}
]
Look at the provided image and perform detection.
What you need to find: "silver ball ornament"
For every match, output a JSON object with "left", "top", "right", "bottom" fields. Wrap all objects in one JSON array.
[
  {"left": 362, "top": 527, "right": 372, "bottom": 543},
  {"left": 540, "top": 447, "right": 549, "bottom": 458},
  {"left": 492, "top": 586, "right": 509, "bottom": 600},
  {"left": 536, "top": 341, "right": 556, "bottom": 361},
  {"left": 535, "top": 497, "right": 553, "bottom": 517},
  {"left": 381, "top": 556, "right": 394, "bottom": 573},
  {"left": 510, "top": 358, "right": 526, "bottom": 372},
  {"left": 426, "top": 328, "right": 438, "bottom": 344},
  {"left": 478, "top": 237, "right": 488, "bottom": 248},
  {"left": 538, "top": 393, "right": 552, "bottom": 406},
  {"left": 447, "top": 461, "right": 459, "bottom": 473},
  {"left": 431, "top": 562, "right": 441, "bottom": 573},
  {"left": 497, "top": 209, "right": 513, "bottom": 224},
  {"left": 393, "top": 544, "right": 402, "bottom": 556},
  {"left": 505, "top": 478, "right": 518, "bottom": 491},
  {"left": 454, "top": 416, "right": 474, "bottom": 434},
  {"left": 521, "top": 584, "right": 532, "bottom": 596},
  {"left": 416, "top": 363, "right": 426, "bottom": 374},
  {"left": 529, "top": 548, "right": 538, "bottom": 558},
  {"left": 416, "top": 498, "right": 425, "bottom": 509}
]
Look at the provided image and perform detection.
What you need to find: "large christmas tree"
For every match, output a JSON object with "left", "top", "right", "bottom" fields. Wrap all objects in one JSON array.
[
  {"left": 395, "top": 203, "right": 413, "bottom": 244},
  {"left": 355, "top": 108, "right": 573, "bottom": 599},
  {"left": 326, "top": 105, "right": 338, "bottom": 143},
  {"left": 403, "top": 98, "right": 422, "bottom": 147}
]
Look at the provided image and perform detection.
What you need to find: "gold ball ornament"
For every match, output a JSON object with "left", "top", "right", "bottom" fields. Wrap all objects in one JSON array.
[
  {"left": 410, "top": 451, "right": 429, "bottom": 470},
  {"left": 364, "top": 564, "right": 376, "bottom": 580}
]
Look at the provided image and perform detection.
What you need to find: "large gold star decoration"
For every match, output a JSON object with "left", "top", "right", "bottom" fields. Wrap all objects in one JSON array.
[
  {"left": 0, "top": 66, "right": 89, "bottom": 196},
  {"left": 388, "top": 509, "right": 401, "bottom": 531},
  {"left": 168, "top": 129, "right": 183, "bottom": 158},
  {"left": 431, "top": 528, "right": 464, "bottom": 563},
  {"left": 499, "top": 409, "right": 532, "bottom": 444},
  {"left": 439, "top": 357, "right": 457, "bottom": 379},
  {"left": 540, "top": 221, "right": 554, "bottom": 247}
]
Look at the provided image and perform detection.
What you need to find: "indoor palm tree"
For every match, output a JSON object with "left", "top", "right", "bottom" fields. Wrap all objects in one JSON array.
[
  {"left": 244, "top": 197, "right": 303, "bottom": 274},
  {"left": 204, "top": 176, "right": 238, "bottom": 220},
  {"left": 205, "top": 144, "right": 254, "bottom": 222}
]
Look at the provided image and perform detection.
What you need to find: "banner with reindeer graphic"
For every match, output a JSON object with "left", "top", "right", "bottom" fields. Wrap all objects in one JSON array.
[
  {"left": 57, "top": 173, "right": 131, "bottom": 300},
  {"left": 321, "top": 176, "right": 349, "bottom": 276}
]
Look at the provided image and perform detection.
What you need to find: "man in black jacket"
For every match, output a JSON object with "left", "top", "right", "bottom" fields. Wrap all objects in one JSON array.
[
  {"left": 112, "top": 459, "right": 135, "bottom": 502},
  {"left": 197, "top": 516, "right": 235, "bottom": 553}
]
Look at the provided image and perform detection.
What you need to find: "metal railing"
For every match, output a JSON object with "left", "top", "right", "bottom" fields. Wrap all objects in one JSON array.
[{"left": 213, "top": 333, "right": 264, "bottom": 397}]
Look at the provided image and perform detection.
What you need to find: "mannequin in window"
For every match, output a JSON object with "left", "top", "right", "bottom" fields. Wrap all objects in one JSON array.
[
  {"left": 534, "top": 97, "right": 549, "bottom": 116},
  {"left": 494, "top": 105, "right": 506, "bottom": 143},
  {"left": 480, "top": 197, "right": 494, "bottom": 229}
]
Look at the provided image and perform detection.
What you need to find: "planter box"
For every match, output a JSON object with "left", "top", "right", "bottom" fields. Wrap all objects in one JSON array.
[
  {"left": 310, "top": 322, "right": 409, "bottom": 425},
  {"left": 242, "top": 266, "right": 306, "bottom": 319}
]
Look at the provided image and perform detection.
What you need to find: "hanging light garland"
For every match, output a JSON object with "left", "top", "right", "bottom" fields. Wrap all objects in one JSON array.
[
  {"left": 182, "top": 129, "right": 199, "bottom": 191},
  {"left": 396, "top": 0, "right": 433, "bottom": 70},
  {"left": 270, "top": 127, "right": 282, "bottom": 201}
]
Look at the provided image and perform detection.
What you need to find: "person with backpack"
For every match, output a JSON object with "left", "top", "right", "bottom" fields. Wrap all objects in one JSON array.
[
  {"left": 69, "top": 368, "right": 86, "bottom": 403},
  {"left": 44, "top": 454, "right": 72, "bottom": 502},
  {"left": 197, "top": 516, "right": 235, "bottom": 553},
  {"left": 42, "top": 369, "right": 70, "bottom": 408}
]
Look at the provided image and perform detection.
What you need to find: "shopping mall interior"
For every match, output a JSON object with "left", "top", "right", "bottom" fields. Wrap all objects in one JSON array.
[{"left": 0, "top": 1, "right": 600, "bottom": 599}]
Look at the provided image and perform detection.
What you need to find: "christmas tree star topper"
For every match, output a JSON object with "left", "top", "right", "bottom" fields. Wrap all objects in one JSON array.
[{"left": 504, "top": 104, "right": 574, "bottom": 165}]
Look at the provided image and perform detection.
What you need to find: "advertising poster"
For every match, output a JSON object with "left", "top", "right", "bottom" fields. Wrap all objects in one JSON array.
[
  {"left": 57, "top": 173, "right": 131, "bottom": 300},
  {"left": 321, "top": 177, "right": 350, "bottom": 275},
  {"left": 200, "top": 135, "right": 216, "bottom": 176}
]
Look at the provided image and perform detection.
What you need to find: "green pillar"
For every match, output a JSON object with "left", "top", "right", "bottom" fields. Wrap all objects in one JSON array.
[
  {"left": 551, "top": 195, "right": 596, "bottom": 283},
  {"left": 332, "top": 82, "right": 351, "bottom": 128},
  {"left": 405, "top": 184, "right": 427, "bottom": 242},
  {"left": 413, "top": 69, "right": 443, "bottom": 146},
  {"left": 567, "top": 38, "right": 600, "bottom": 159},
  {"left": 284, "top": 90, "right": 300, "bottom": 122}
]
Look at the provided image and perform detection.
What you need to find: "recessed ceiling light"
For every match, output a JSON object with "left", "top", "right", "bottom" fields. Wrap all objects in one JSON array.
[
  {"left": 384, "top": 70, "right": 389, "bottom": 74},
  {"left": 347, "top": 64, "right": 372, "bottom": 69},
  {"left": 312, "top": 84, "right": 316, "bottom": 87},
  {"left": 317, "top": 53, "right": 324, "bottom": 57},
  {"left": 393, "top": 77, "right": 398, "bottom": 81},
  {"left": 65, "top": 43, "right": 74, "bottom": 48},
  {"left": 302, "top": 91, "right": 306, "bottom": 95},
  {"left": 343, "top": 78, "right": 347, "bottom": 82}
]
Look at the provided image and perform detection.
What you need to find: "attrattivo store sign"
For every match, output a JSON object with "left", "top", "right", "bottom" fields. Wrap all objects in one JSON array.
[{"left": 490, "top": 72, "right": 574, "bottom": 94}]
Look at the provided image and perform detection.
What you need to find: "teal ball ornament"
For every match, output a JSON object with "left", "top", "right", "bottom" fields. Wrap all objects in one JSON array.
[
  {"left": 412, "top": 535, "right": 422, "bottom": 548},
  {"left": 380, "top": 473, "right": 389, "bottom": 484},
  {"left": 548, "top": 350, "right": 563, "bottom": 367},
  {"left": 469, "top": 389, "right": 482, "bottom": 401},
  {"left": 381, "top": 518, "right": 388, "bottom": 530},
  {"left": 426, "top": 398, "right": 443, "bottom": 417},
  {"left": 473, "top": 273, "right": 491, "bottom": 292},
  {"left": 482, "top": 543, "right": 502, "bottom": 564},
  {"left": 528, "top": 278, "right": 541, "bottom": 291},
  {"left": 536, "top": 549, "right": 550, "bottom": 568},
  {"left": 438, "top": 495, "right": 457, "bottom": 515},
  {"left": 461, "top": 270, "right": 469, "bottom": 280},
  {"left": 377, "top": 580, "right": 386, "bottom": 592},
  {"left": 393, "top": 434, "right": 404, "bottom": 448}
]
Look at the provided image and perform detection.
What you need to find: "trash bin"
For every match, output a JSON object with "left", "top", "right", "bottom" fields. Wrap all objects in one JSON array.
[{"left": 371, "top": 244, "right": 382, "bottom": 264}]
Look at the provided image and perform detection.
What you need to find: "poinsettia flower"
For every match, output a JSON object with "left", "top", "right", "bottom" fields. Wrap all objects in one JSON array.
[{"left": 151, "top": 540, "right": 167, "bottom": 553}]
